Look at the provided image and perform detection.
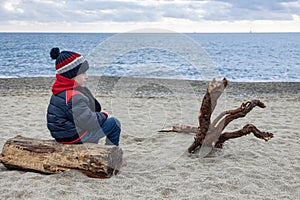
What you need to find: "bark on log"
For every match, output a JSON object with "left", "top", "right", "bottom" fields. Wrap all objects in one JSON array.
[{"left": 0, "top": 136, "right": 123, "bottom": 178}]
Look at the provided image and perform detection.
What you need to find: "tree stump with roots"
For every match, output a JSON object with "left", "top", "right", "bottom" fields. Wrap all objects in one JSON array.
[{"left": 160, "top": 78, "right": 274, "bottom": 154}]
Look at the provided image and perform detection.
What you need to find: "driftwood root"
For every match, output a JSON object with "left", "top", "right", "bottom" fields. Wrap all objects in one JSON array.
[
  {"left": 159, "top": 78, "right": 274, "bottom": 154},
  {"left": 215, "top": 124, "right": 274, "bottom": 148}
]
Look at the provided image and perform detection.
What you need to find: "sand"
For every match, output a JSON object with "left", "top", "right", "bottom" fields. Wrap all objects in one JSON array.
[{"left": 0, "top": 77, "right": 299, "bottom": 200}]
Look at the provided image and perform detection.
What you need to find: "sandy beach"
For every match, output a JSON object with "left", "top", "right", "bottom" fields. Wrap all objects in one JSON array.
[{"left": 0, "top": 76, "right": 299, "bottom": 200}]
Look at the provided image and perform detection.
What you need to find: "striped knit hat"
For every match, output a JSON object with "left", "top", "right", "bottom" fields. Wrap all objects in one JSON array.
[{"left": 50, "top": 47, "right": 89, "bottom": 79}]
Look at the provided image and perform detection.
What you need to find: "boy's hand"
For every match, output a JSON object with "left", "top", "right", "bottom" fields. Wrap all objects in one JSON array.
[{"left": 101, "top": 111, "right": 109, "bottom": 119}]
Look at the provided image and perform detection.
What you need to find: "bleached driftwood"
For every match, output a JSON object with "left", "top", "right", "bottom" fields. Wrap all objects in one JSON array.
[{"left": 0, "top": 136, "right": 123, "bottom": 178}]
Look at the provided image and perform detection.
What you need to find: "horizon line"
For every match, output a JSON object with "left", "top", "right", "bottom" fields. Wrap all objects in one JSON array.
[{"left": 1, "top": 31, "right": 300, "bottom": 34}]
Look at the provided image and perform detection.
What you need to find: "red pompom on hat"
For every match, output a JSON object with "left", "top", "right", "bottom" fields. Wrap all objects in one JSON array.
[{"left": 50, "top": 47, "right": 89, "bottom": 79}]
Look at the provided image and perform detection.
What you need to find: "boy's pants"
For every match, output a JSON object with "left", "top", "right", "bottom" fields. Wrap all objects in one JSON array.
[{"left": 79, "top": 117, "right": 121, "bottom": 146}]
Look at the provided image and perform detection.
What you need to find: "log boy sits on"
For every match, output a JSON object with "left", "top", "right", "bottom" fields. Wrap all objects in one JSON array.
[{"left": 47, "top": 48, "right": 121, "bottom": 146}]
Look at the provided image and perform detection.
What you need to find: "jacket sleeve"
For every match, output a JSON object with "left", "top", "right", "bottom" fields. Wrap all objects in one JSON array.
[
  {"left": 68, "top": 94, "right": 107, "bottom": 131},
  {"left": 75, "top": 86, "right": 101, "bottom": 112}
]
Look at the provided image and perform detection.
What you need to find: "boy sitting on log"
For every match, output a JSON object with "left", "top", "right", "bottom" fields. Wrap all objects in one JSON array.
[{"left": 47, "top": 48, "right": 121, "bottom": 146}]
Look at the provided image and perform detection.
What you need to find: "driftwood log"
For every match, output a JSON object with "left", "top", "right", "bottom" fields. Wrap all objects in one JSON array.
[
  {"left": 0, "top": 136, "right": 123, "bottom": 178},
  {"left": 160, "top": 78, "right": 274, "bottom": 153}
]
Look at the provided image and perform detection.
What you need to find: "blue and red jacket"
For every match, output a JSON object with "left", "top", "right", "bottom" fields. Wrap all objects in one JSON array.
[{"left": 47, "top": 74, "right": 107, "bottom": 144}]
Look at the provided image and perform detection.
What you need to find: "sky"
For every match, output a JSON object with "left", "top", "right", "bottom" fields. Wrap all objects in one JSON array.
[{"left": 1, "top": 0, "right": 300, "bottom": 33}]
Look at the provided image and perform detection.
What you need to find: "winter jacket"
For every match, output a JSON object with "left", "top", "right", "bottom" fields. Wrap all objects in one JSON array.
[{"left": 47, "top": 74, "right": 107, "bottom": 143}]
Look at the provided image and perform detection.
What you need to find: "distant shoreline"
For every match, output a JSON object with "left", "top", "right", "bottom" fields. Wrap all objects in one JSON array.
[
  {"left": 1, "top": 32, "right": 300, "bottom": 34},
  {"left": 1, "top": 75, "right": 300, "bottom": 83},
  {"left": 0, "top": 76, "right": 299, "bottom": 98}
]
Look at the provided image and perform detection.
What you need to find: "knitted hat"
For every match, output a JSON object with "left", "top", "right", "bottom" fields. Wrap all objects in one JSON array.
[{"left": 50, "top": 47, "right": 89, "bottom": 79}]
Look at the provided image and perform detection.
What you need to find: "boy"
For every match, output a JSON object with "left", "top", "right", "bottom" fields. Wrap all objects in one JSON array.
[{"left": 47, "top": 47, "right": 121, "bottom": 146}]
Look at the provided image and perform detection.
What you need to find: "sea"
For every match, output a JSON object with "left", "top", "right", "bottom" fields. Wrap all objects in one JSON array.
[{"left": 0, "top": 32, "right": 299, "bottom": 82}]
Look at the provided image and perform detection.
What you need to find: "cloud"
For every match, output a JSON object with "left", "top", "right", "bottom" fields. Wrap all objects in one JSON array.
[
  {"left": 0, "top": 0, "right": 299, "bottom": 32},
  {"left": 211, "top": 0, "right": 300, "bottom": 20},
  {"left": 0, "top": 0, "right": 162, "bottom": 22},
  {"left": 1, "top": 0, "right": 300, "bottom": 22}
]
